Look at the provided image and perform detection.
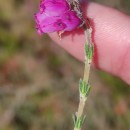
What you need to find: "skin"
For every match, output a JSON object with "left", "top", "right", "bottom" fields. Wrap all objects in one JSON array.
[{"left": 49, "top": 2, "right": 130, "bottom": 85}]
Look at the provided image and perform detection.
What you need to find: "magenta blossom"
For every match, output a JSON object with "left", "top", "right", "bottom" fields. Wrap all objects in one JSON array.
[
  {"left": 40, "top": 0, "right": 70, "bottom": 16},
  {"left": 35, "top": 0, "right": 82, "bottom": 34}
]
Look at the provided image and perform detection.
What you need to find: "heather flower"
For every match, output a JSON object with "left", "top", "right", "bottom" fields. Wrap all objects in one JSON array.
[
  {"left": 35, "top": 0, "right": 82, "bottom": 34},
  {"left": 61, "top": 11, "right": 82, "bottom": 31},
  {"left": 40, "top": 0, "right": 70, "bottom": 16},
  {"left": 34, "top": 1, "right": 94, "bottom": 130},
  {"left": 35, "top": 15, "right": 66, "bottom": 33}
]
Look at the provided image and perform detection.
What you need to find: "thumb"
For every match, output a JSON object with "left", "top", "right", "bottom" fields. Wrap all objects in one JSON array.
[{"left": 49, "top": 2, "right": 130, "bottom": 85}]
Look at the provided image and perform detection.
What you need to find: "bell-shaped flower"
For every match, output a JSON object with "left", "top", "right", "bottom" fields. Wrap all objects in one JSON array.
[
  {"left": 40, "top": 0, "right": 70, "bottom": 16},
  {"left": 35, "top": 0, "right": 82, "bottom": 34}
]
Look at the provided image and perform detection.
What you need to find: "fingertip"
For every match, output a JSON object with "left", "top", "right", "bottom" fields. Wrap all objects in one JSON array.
[{"left": 49, "top": 3, "right": 130, "bottom": 85}]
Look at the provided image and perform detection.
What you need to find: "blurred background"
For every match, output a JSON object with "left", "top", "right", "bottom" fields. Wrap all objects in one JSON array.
[{"left": 0, "top": 0, "right": 130, "bottom": 130}]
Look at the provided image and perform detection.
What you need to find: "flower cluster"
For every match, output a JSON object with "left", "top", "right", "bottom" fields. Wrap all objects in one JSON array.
[{"left": 35, "top": 0, "right": 82, "bottom": 34}]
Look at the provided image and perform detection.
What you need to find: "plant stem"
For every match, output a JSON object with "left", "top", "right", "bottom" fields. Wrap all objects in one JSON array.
[
  {"left": 83, "top": 23, "right": 93, "bottom": 83},
  {"left": 73, "top": 24, "right": 93, "bottom": 130}
]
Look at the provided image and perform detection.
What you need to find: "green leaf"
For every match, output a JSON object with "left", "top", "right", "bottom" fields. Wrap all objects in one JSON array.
[
  {"left": 84, "top": 44, "right": 94, "bottom": 63},
  {"left": 72, "top": 113, "right": 86, "bottom": 129},
  {"left": 79, "top": 79, "right": 91, "bottom": 97}
]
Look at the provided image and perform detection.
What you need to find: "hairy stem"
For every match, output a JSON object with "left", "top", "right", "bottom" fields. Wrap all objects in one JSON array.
[{"left": 73, "top": 23, "right": 93, "bottom": 130}]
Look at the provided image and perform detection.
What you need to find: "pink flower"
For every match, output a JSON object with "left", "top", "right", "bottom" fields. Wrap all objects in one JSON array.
[
  {"left": 40, "top": 0, "right": 70, "bottom": 16},
  {"left": 35, "top": 0, "right": 82, "bottom": 34},
  {"left": 61, "top": 11, "right": 82, "bottom": 31},
  {"left": 35, "top": 15, "right": 66, "bottom": 34}
]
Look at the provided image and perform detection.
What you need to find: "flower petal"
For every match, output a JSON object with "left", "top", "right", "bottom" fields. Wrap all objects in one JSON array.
[
  {"left": 61, "top": 11, "right": 82, "bottom": 31},
  {"left": 35, "top": 13, "right": 66, "bottom": 33},
  {"left": 40, "top": 0, "right": 70, "bottom": 16}
]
